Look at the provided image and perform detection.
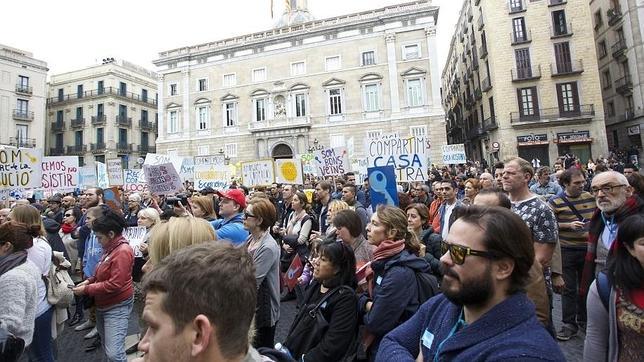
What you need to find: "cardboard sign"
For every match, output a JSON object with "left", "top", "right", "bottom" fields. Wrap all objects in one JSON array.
[
  {"left": 40, "top": 156, "right": 79, "bottom": 191},
  {"left": 441, "top": 144, "right": 467, "bottom": 165},
  {"left": 366, "top": 135, "right": 428, "bottom": 182},
  {"left": 179, "top": 157, "right": 194, "bottom": 182},
  {"left": 96, "top": 162, "right": 109, "bottom": 189},
  {"left": 241, "top": 160, "right": 275, "bottom": 187},
  {"left": 194, "top": 164, "right": 230, "bottom": 190},
  {"left": 144, "top": 153, "right": 183, "bottom": 172},
  {"left": 79, "top": 166, "right": 97, "bottom": 189},
  {"left": 123, "top": 169, "right": 148, "bottom": 193},
  {"left": 368, "top": 166, "right": 399, "bottom": 211},
  {"left": 103, "top": 187, "right": 123, "bottom": 214},
  {"left": 275, "top": 159, "right": 303, "bottom": 185},
  {"left": 0, "top": 148, "right": 43, "bottom": 190},
  {"left": 107, "top": 159, "right": 124, "bottom": 186},
  {"left": 143, "top": 163, "right": 183, "bottom": 195},
  {"left": 123, "top": 226, "right": 148, "bottom": 258},
  {"left": 313, "top": 147, "right": 349, "bottom": 176}
]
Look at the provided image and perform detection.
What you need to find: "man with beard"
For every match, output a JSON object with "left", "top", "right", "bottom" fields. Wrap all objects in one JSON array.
[
  {"left": 493, "top": 162, "right": 505, "bottom": 192},
  {"left": 377, "top": 206, "right": 564, "bottom": 361}
]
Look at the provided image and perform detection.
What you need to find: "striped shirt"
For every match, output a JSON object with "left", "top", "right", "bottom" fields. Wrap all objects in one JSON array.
[{"left": 549, "top": 192, "right": 596, "bottom": 248}]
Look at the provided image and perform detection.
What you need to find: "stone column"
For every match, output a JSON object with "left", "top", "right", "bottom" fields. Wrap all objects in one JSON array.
[
  {"left": 157, "top": 75, "right": 164, "bottom": 142},
  {"left": 385, "top": 32, "right": 401, "bottom": 114},
  {"left": 181, "top": 69, "right": 191, "bottom": 139},
  {"left": 425, "top": 26, "right": 442, "bottom": 112}
]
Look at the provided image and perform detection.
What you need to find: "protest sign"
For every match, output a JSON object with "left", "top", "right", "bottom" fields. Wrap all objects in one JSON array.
[
  {"left": 123, "top": 226, "right": 148, "bottom": 257},
  {"left": 194, "top": 164, "right": 230, "bottom": 190},
  {"left": 144, "top": 153, "right": 183, "bottom": 173},
  {"left": 368, "top": 166, "right": 399, "bottom": 211},
  {"left": 312, "top": 147, "right": 349, "bottom": 176},
  {"left": 103, "top": 187, "right": 123, "bottom": 214},
  {"left": 303, "top": 188, "right": 315, "bottom": 204},
  {"left": 107, "top": 159, "right": 124, "bottom": 186},
  {"left": 366, "top": 135, "right": 429, "bottom": 182},
  {"left": 179, "top": 157, "right": 194, "bottom": 182},
  {"left": 123, "top": 169, "right": 148, "bottom": 193},
  {"left": 275, "top": 159, "right": 303, "bottom": 185},
  {"left": 96, "top": 162, "right": 109, "bottom": 188},
  {"left": 40, "top": 156, "right": 79, "bottom": 191},
  {"left": 0, "top": 148, "right": 43, "bottom": 190},
  {"left": 441, "top": 144, "right": 467, "bottom": 165},
  {"left": 143, "top": 163, "right": 183, "bottom": 195},
  {"left": 241, "top": 160, "right": 275, "bottom": 187},
  {"left": 79, "top": 166, "right": 97, "bottom": 189}
]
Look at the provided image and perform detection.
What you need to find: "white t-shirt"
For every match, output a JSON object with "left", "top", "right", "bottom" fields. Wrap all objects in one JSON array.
[
  {"left": 27, "top": 237, "right": 53, "bottom": 317},
  {"left": 441, "top": 202, "right": 457, "bottom": 241}
]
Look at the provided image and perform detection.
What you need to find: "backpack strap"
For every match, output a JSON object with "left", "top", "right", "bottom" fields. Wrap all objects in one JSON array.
[{"left": 596, "top": 271, "right": 611, "bottom": 311}]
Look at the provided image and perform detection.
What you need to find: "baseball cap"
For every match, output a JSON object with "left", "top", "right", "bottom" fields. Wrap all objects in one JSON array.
[{"left": 216, "top": 189, "right": 247, "bottom": 209}]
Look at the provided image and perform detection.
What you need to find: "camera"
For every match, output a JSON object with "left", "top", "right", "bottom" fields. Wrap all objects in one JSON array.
[{"left": 166, "top": 194, "right": 188, "bottom": 207}]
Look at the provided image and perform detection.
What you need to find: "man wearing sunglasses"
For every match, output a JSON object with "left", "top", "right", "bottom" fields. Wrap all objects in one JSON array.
[{"left": 378, "top": 206, "right": 565, "bottom": 361}]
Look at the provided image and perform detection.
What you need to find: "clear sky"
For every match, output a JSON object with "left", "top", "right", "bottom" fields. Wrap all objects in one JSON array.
[{"left": 1, "top": 0, "right": 461, "bottom": 76}]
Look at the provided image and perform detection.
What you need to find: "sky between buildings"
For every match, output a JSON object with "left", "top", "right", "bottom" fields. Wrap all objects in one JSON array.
[{"left": 1, "top": 0, "right": 460, "bottom": 77}]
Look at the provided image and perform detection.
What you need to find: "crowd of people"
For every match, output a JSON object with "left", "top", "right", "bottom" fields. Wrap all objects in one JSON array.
[{"left": 0, "top": 155, "right": 642, "bottom": 361}]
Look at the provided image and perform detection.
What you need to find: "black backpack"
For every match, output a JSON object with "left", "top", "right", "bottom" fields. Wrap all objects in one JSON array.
[{"left": 415, "top": 270, "right": 440, "bottom": 305}]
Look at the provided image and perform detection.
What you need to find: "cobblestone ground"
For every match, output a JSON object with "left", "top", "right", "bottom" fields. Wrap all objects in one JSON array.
[{"left": 24, "top": 294, "right": 583, "bottom": 361}]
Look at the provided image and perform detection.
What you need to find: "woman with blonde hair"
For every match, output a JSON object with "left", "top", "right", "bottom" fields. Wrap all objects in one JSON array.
[
  {"left": 189, "top": 196, "right": 217, "bottom": 222},
  {"left": 147, "top": 217, "right": 216, "bottom": 266}
]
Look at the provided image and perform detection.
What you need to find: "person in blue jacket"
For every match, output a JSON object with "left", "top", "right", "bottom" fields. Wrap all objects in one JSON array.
[
  {"left": 359, "top": 205, "right": 431, "bottom": 361},
  {"left": 210, "top": 189, "right": 249, "bottom": 245},
  {"left": 377, "top": 206, "right": 565, "bottom": 361}
]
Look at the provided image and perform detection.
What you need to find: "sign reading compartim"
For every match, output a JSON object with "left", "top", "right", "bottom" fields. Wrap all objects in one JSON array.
[{"left": 366, "top": 135, "right": 428, "bottom": 182}]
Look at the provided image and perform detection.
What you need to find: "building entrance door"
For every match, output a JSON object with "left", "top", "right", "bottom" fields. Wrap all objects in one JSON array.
[{"left": 272, "top": 143, "right": 294, "bottom": 159}]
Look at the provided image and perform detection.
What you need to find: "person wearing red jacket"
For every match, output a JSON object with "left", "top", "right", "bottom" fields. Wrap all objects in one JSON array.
[{"left": 73, "top": 209, "right": 133, "bottom": 362}]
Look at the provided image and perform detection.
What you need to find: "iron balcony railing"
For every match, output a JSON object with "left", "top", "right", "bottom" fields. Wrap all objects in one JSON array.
[
  {"left": 615, "top": 75, "right": 633, "bottom": 95},
  {"left": 511, "top": 30, "right": 532, "bottom": 45},
  {"left": 608, "top": 7, "right": 623, "bottom": 26},
  {"left": 91, "top": 143, "right": 107, "bottom": 153},
  {"left": 15, "top": 84, "right": 33, "bottom": 94},
  {"left": 550, "top": 60, "right": 584, "bottom": 76},
  {"left": 70, "top": 118, "right": 86, "bottom": 128},
  {"left": 13, "top": 109, "right": 34, "bottom": 121},
  {"left": 9, "top": 137, "right": 36, "bottom": 148},
  {"left": 482, "top": 116, "right": 498, "bottom": 131},
  {"left": 138, "top": 145, "right": 156, "bottom": 154},
  {"left": 92, "top": 115, "right": 106, "bottom": 125},
  {"left": 139, "top": 120, "right": 156, "bottom": 131},
  {"left": 511, "top": 65, "right": 542, "bottom": 81},
  {"left": 116, "top": 116, "right": 132, "bottom": 127},
  {"left": 66, "top": 145, "right": 86, "bottom": 155},
  {"left": 47, "top": 86, "right": 157, "bottom": 107},
  {"left": 117, "top": 142, "right": 133, "bottom": 152},
  {"left": 482, "top": 77, "right": 492, "bottom": 92},
  {"left": 51, "top": 121, "right": 65, "bottom": 132},
  {"left": 551, "top": 22, "right": 573, "bottom": 37},
  {"left": 49, "top": 147, "right": 64, "bottom": 156},
  {"left": 510, "top": 104, "right": 595, "bottom": 123},
  {"left": 612, "top": 39, "right": 627, "bottom": 58},
  {"left": 549, "top": 0, "right": 566, "bottom": 5}
]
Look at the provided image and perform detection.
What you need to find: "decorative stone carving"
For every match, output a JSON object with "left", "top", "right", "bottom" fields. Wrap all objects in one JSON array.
[{"left": 274, "top": 95, "right": 286, "bottom": 118}]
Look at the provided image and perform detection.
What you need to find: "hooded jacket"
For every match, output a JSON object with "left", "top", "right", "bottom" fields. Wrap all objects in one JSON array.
[
  {"left": 359, "top": 249, "right": 431, "bottom": 358},
  {"left": 210, "top": 213, "right": 249, "bottom": 245},
  {"left": 43, "top": 218, "right": 68, "bottom": 260}
]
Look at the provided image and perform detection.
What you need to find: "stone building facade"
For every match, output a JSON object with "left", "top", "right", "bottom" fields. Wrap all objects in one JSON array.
[
  {"left": 153, "top": 0, "right": 446, "bottom": 171},
  {"left": 442, "top": 0, "right": 608, "bottom": 167}
]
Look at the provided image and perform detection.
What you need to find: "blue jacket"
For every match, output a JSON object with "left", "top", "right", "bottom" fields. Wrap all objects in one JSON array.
[
  {"left": 377, "top": 293, "right": 565, "bottom": 362},
  {"left": 359, "top": 249, "right": 431, "bottom": 359},
  {"left": 210, "top": 213, "right": 249, "bottom": 245},
  {"left": 83, "top": 231, "right": 103, "bottom": 277}
]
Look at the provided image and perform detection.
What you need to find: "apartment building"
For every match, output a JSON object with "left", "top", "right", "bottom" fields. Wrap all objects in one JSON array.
[
  {"left": 153, "top": 0, "right": 446, "bottom": 169},
  {"left": 590, "top": 0, "right": 644, "bottom": 162},
  {"left": 442, "top": 0, "right": 608, "bottom": 166},
  {"left": 0, "top": 44, "right": 48, "bottom": 149},
  {"left": 46, "top": 59, "right": 158, "bottom": 167}
]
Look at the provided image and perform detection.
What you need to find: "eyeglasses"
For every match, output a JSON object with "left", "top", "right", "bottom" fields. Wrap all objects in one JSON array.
[
  {"left": 441, "top": 241, "right": 494, "bottom": 265},
  {"left": 244, "top": 211, "right": 256, "bottom": 219},
  {"left": 590, "top": 184, "right": 628, "bottom": 195}
]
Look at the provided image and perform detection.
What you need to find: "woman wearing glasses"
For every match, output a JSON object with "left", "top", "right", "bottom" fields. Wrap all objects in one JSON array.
[
  {"left": 60, "top": 207, "right": 82, "bottom": 274},
  {"left": 243, "top": 197, "right": 280, "bottom": 349},
  {"left": 360, "top": 205, "right": 431, "bottom": 361}
]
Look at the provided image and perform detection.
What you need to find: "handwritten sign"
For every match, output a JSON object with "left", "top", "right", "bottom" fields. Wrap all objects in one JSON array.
[
  {"left": 107, "top": 159, "right": 124, "bottom": 186},
  {"left": 123, "top": 226, "right": 148, "bottom": 257},
  {"left": 123, "top": 169, "right": 148, "bottom": 193},
  {"left": 366, "top": 135, "right": 428, "bottom": 182},
  {"left": 79, "top": 166, "right": 97, "bottom": 189},
  {"left": 179, "top": 157, "right": 194, "bottom": 182},
  {"left": 144, "top": 153, "right": 183, "bottom": 172},
  {"left": 96, "top": 162, "right": 109, "bottom": 189},
  {"left": 441, "top": 144, "right": 467, "bottom": 165},
  {"left": 0, "top": 148, "right": 43, "bottom": 190},
  {"left": 143, "top": 163, "right": 183, "bottom": 195},
  {"left": 313, "top": 147, "right": 349, "bottom": 176},
  {"left": 40, "top": 156, "right": 79, "bottom": 191},
  {"left": 194, "top": 164, "right": 231, "bottom": 190},
  {"left": 368, "top": 166, "right": 399, "bottom": 211},
  {"left": 241, "top": 160, "right": 275, "bottom": 187},
  {"left": 275, "top": 159, "right": 303, "bottom": 185}
]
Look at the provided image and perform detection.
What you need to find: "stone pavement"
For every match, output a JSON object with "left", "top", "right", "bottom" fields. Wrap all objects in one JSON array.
[{"left": 22, "top": 294, "right": 584, "bottom": 361}]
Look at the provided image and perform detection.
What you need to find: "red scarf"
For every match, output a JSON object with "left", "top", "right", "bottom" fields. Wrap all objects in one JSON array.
[
  {"left": 61, "top": 222, "right": 76, "bottom": 234},
  {"left": 364, "top": 239, "right": 406, "bottom": 297}
]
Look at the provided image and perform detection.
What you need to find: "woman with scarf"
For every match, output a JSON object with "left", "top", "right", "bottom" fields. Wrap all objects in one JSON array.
[
  {"left": 0, "top": 221, "right": 41, "bottom": 359},
  {"left": 358, "top": 205, "right": 431, "bottom": 361},
  {"left": 60, "top": 207, "right": 82, "bottom": 273}
]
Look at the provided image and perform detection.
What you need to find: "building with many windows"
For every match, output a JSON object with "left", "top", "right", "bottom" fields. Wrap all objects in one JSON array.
[
  {"left": 442, "top": 0, "right": 608, "bottom": 166},
  {"left": 590, "top": 0, "right": 644, "bottom": 161},
  {"left": 0, "top": 44, "right": 48, "bottom": 149},
  {"left": 153, "top": 0, "right": 446, "bottom": 170},
  {"left": 46, "top": 59, "right": 158, "bottom": 167}
]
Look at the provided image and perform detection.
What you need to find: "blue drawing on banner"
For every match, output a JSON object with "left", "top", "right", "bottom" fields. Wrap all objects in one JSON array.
[{"left": 368, "top": 166, "right": 399, "bottom": 211}]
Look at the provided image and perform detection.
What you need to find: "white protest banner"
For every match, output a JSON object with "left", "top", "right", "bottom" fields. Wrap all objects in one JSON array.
[
  {"left": 123, "top": 169, "right": 148, "bottom": 193},
  {"left": 96, "top": 162, "right": 109, "bottom": 189},
  {"left": 79, "top": 166, "right": 97, "bottom": 188},
  {"left": 194, "top": 164, "right": 231, "bottom": 190},
  {"left": 144, "top": 153, "right": 183, "bottom": 173},
  {"left": 241, "top": 160, "right": 275, "bottom": 187},
  {"left": 275, "top": 159, "right": 303, "bottom": 185},
  {"left": 312, "top": 147, "right": 349, "bottom": 176},
  {"left": 123, "top": 226, "right": 147, "bottom": 258},
  {"left": 195, "top": 155, "right": 226, "bottom": 167},
  {"left": 143, "top": 163, "right": 183, "bottom": 195},
  {"left": 441, "top": 144, "right": 467, "bottom": 165},
  {"left": 0, "top": 148, "right": 43, "bottom": 190},
  {"left": 366, "top": 134, "right": 429, "bottom": 182},
  {"left": 40, "top": 156, "right": 79, "bottom": 192},
  {"left": 179, "top": 157, "right": 194, "bottom": 182},
  {"left": 107, "top": 159, "right": 124, "bottom": 186}
]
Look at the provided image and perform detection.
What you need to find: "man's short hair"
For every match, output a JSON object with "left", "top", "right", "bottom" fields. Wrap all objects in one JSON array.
[
  {"left": 441, "top": 179, "right": 458, "bottom": 190},
  {"left": 506, "top": 157, "right": 535, "bottom": 179},
  {"left": 626, "top": 173, "right": 644, "bottom": 196},
  {"left": 493, "top": 162, "right": 505, "bottom": 171},
  {"left": 143, "top": 242, "right": 256, "bottom": 359},
  {"left": 317, "top": 180, "right": 332, "bottom": 192},
  {"left": 90, "top": 187, "right": 104, "bottom": 200},
  {"left": 475, "top": 189, "right": 512, "bottom": 209},
  {"left": 536, "top": 166, "right": 551, "bottom": 177},
  {"left": 457, "top": 206, "right": 535, "bottom": 294},
  {"left": 343, "top": 184, "right": 357, "bottom": 196},
  {"left": 559, "top": 167, "right": 586, "bottom": 187}
]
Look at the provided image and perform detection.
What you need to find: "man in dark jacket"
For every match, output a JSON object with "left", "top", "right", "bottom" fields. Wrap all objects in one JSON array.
[{"left": 377, "top": 206, "right": 565, "bottom": 361}]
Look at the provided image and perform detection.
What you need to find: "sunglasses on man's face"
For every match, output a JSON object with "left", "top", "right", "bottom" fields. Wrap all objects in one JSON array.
[{"left": 441, "top": 241, "right": 494, "bottom": 265}]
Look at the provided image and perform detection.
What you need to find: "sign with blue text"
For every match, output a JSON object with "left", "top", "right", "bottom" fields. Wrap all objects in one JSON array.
[
  {"left": 241, "top": 160, "right": 275, "bottom": 187},
  {"left": 441, "top": 144, "right": 467, "bottom": 165},
  {"left": 96, "top": 162, "right": 109, "bottom": 189},
  {"left": 368, "top": 165, "right": 399, "bottom": 211},
  {"left": 366, "top": 135, "right": 428, "bottom": 182}
]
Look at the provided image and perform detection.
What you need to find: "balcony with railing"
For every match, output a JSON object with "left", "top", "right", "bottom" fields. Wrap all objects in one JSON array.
[
  {"left": 549, "top": 0, "right": 567, "bottom": 5},
  {"left": 116, "top": 142, "right": 133, "bottom": 153},
  {"left": 51, "top": 121, "right": 65, "bottom": 132},
  {"left": 70, "top": 118, "right": 86, "bottom": 128},
  {"left": 138, "top": 144, "right": 156, "bottom": 154},
  {"left": 551, "top": 22, "right": 573, "bottom": 38},
  {"left": 511, "top": 30, "right": 531, "bottom": 45},
  {"left": 91, "top": 115, "right": 106, "bottom": 125},
  {"left": 472, "top": 57, "right": 479, "bottom": 71},
  {"left": 477, "top": 16, "right": 485, "bottom": 30},
  {"left": 66, "top": 145, "right": 86, "bottom": 155},
  {"left": 116, "top": 115, "right": 132, "bottom": 127},
  {"left": 612, "top": 39, "right": 627, "bottom": 58},
  {"left": 483, "top": 116, "right": 498, "bottom": 131},
  {"left": 511, "top": 65, "right": 542, "bottom": 82},
  {"left": 139, "top": 120, "right": 156, "bottom": 131},
  {"left": 482, "top": 77, "right": 492, "bottom": 92},
  {"left": 509, "top": 0, "right": 525, "bottom": 14},
  {"left": 479, "top": 43, "right": 488, "bottom": 59},
  {"left": 12, "top": 109, "right": 34, "bottom": 122},
  {"left": 615, "top": 74, "right": 633, "bottom": 95},
  {"left": 49, "top": 147, "right": 65, "bottom": 156},
  {"left": 550, "top": 60, "right": 584, "bottom": 76},
  {"left": 510, "top": 104, "right": 595, "bottom": 124},
  {"left": 9, "top": 137, "right": 36, "bottom": 148},
  {"left": 474, "top": 88, "right": 482, "bottom": 100},
  {"left": 608, "top": 7, "right": 623, "bottom": 26},
  {"left": 467, "top": 125, "right": 484, "bottom": 139},
  {"left": 47, "top": 86, "right": 158, "bottom": 107},
  {"left": 249, "top": 116, "right": 312, "bottom": 132},
  {"left": 15, "top": 84, "right": 33, "bottom": 95},
  {"left": 91, "top": 143, "right": 107, "bottom": 154}
]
